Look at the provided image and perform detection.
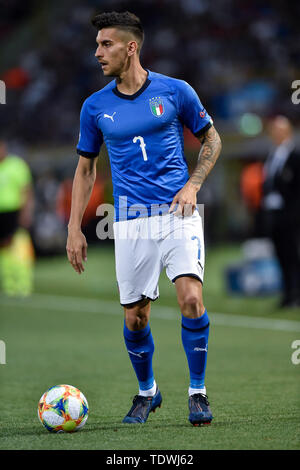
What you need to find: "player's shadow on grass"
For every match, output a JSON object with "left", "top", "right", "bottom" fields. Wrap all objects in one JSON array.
[
  {"left": 7, "top": 419, "right": 226, "bottom": 438},
  {"left": 87, "top": 420, "right": 221, "bottom": 432}
]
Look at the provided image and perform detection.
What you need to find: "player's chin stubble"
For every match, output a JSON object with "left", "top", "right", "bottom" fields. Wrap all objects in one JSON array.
[{"left": 101, "top": 64, "right": 121, "bottom": 78}]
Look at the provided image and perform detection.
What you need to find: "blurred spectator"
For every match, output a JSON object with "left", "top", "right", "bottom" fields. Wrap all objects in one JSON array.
[
  {"left": 241, "top": 162, "right": 264, "bottom": 212},
  {"left": 240, "top": 161, "right": 264, "bottom": 237},
  {"left": 262, "top": 116, "right": 300, "bottom": 308},
  {"left": 0, "top": 138, "right": 34, "bottom": 296}
]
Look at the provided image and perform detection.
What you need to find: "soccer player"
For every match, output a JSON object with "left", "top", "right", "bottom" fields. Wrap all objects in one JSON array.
[{"left": 67, "top": 11, "right": 222, "bottom": 426}]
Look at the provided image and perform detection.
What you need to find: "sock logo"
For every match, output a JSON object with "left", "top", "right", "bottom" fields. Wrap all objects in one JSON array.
[
  {"left": 127, "top": 350, "right": 144, "bottom": 358},
  {"left": 193, "top": 345, "right": 208, "bottom": 352}
]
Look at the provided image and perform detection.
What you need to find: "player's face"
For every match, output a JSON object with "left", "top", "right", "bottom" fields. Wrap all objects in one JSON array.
[{"left": 95, "top": 28, "right": 132, "bottom": 77}]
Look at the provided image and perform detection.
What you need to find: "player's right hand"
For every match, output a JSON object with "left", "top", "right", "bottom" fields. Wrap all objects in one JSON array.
[{"left": 66, "top": 228, "right": 88, "bottom": 275}]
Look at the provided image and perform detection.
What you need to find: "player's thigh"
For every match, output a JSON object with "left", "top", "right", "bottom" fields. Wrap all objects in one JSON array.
[
  {"left": 113, "top": 219, "right": 162, "bottom": 305},
  {"left": 161, "top": 211, "right": 205, "bottom": 284}
]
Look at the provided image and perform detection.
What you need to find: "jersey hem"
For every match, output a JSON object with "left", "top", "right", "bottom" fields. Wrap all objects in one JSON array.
[
  {"left": 76, "top": 148, "right": 99, "bottom": 158},
  {"left": 120, "top": 294, "right": 159, "bottom": 307},
  {"left": 194, "top": 121, "right": 213, "bottom": 138},
  {"left": 171, "top": 273, "right": 203, "bottom": 284}
]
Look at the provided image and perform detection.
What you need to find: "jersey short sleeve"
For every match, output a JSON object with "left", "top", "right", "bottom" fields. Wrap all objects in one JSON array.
[
  {"left": 76, "top": 98, "right": 103, "bottom": 158},
  {"left": 176, "top": 80, "right": 213, "bottom": 137}
]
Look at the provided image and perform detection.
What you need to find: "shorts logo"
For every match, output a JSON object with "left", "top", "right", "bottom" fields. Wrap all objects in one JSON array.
[
  {"left": 149, "top": 97, "right": 164, "bottom": 117},
  {"left": 199, "top": 110, "right": 206, "bottom": 118}
]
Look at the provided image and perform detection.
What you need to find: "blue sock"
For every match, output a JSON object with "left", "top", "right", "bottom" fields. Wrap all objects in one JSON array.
[
  {"left": 181, "top": 310, "right": 210, "bottom": 390},
  {"left": 123, "top": 321, "right": 155, "bottom": 391}
]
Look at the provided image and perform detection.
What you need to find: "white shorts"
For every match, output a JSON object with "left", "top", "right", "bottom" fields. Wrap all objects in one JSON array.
[{"left": 113, "top": 211, "right": 205, "bottom": 305}]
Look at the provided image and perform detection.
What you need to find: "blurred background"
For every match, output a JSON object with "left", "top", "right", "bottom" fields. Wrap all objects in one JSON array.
[{"left": 0, "top": 0, "right": 299, "bottom": 302}]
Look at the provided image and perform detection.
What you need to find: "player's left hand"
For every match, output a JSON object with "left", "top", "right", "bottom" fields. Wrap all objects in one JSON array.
[
  {"left": 169, "top": 182, "right": 199, "bottom": 217},
  {"left": 66, "top": 228, "right": 88, "bottom": 275}
]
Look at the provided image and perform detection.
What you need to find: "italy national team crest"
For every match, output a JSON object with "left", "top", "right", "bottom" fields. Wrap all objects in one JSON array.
[{"left": 149, "top": 97, "right": 165, "bottom": 117}]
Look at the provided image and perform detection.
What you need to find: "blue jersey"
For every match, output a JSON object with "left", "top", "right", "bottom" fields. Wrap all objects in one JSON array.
[{"left": 77, "top": 70, "right": 213, "bottom": 221}]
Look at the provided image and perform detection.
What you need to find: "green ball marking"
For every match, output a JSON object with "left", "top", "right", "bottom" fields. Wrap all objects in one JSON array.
[{"left": 62, "top": 420, "right": 77, "bottom": 432}]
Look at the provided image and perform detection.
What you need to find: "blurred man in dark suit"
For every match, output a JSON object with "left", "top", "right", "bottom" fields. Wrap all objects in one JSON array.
[{"left": 262, "top": 116, "right": 300, "bottom": 308}]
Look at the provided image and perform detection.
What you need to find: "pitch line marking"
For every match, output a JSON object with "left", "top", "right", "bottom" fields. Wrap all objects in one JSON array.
[{"left": 1, "top": 293, "right": 300, "bottom": 333}]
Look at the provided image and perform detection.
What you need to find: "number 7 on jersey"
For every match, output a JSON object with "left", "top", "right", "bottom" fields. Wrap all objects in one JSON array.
[{"left": 133, "top": 136, "right": 148, "bottom": 161}]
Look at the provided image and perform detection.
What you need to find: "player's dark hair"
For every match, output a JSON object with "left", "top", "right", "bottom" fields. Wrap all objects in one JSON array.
[{"left": 91, "top": 11, "right": 144, "bottom": 53}]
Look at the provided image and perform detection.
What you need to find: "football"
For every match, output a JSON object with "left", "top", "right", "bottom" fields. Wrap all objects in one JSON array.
[{"left": 38, "top": 384, "right": 89, "bottom": 433}]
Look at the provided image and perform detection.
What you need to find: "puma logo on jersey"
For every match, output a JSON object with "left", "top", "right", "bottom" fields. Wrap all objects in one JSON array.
[{"left": 104, "top": 112, "right": 116, "bottom": 122}]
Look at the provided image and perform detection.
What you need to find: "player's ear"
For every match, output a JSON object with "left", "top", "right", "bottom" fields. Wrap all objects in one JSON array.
[{"left": 127, "top": 40, "right": 138, "bottom": 56}]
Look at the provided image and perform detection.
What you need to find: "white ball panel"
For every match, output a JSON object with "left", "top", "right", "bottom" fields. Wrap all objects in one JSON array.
[
  {"left": 42, "top": 410, "right": 65, "bottom": 427},
  {"left": 45, "top": 386, "right": 65, "bottom": 404},
  {"left": 68, "top": 396, "right": 81, "bottom": 420}
]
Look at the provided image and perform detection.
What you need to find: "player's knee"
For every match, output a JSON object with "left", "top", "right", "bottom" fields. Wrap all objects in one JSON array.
[
  {"left": 125, "top": 313, "right": 148, "bottom": 331},
  {"left": 124, "top": 308, "right": 149, "bottom": 331},
  {"left": 179, "top": 293, "right": 204, "bottom": 318}
]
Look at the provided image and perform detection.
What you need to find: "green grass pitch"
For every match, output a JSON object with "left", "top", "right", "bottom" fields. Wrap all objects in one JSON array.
[{"left": 0, "top": 244, "right": 299, "bottom": 450}]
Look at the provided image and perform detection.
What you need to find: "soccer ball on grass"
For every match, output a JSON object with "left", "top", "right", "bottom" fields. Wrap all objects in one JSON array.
[{"left": 38, "top": 384, "right": 89, "bottom": 432}]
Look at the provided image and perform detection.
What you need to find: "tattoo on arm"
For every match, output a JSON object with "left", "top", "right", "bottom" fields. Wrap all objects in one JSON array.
[{"left": 189, "top": 126, "right": 222, "bottom": 189}]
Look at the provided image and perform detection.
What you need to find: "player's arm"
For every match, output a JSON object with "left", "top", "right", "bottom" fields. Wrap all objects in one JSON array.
[
  {"left": 66, "top": 156, "right": 98, "bottom": 274},
  {"left": 19, "top": 184, "right": 34, "bottom": 229},
  {"left": 170, "top": 125, "right": 222, "bottom": 216},
  {"left": 189, "top": 124, "right": 222, "bottom": 189}
]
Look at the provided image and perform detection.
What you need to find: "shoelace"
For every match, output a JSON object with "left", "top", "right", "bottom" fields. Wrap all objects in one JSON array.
[
  {"left": 129, "top": 395, "right": 152, "bottom": 418},
  {"left": 132, "top": 394, "right": 152, "bottom": 405},
  {"left": 191, "top": 393, "right": 210, "bottom": 406}
]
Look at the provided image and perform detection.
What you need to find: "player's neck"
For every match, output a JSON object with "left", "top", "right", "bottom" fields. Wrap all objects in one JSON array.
[{"left": 116, "top": 63, "right": 148, "bottom": 96}]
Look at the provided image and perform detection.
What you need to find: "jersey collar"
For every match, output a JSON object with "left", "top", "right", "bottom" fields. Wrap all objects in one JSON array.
[{"left": 112, "top": 70, "right": 151, "bottom": 100}]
